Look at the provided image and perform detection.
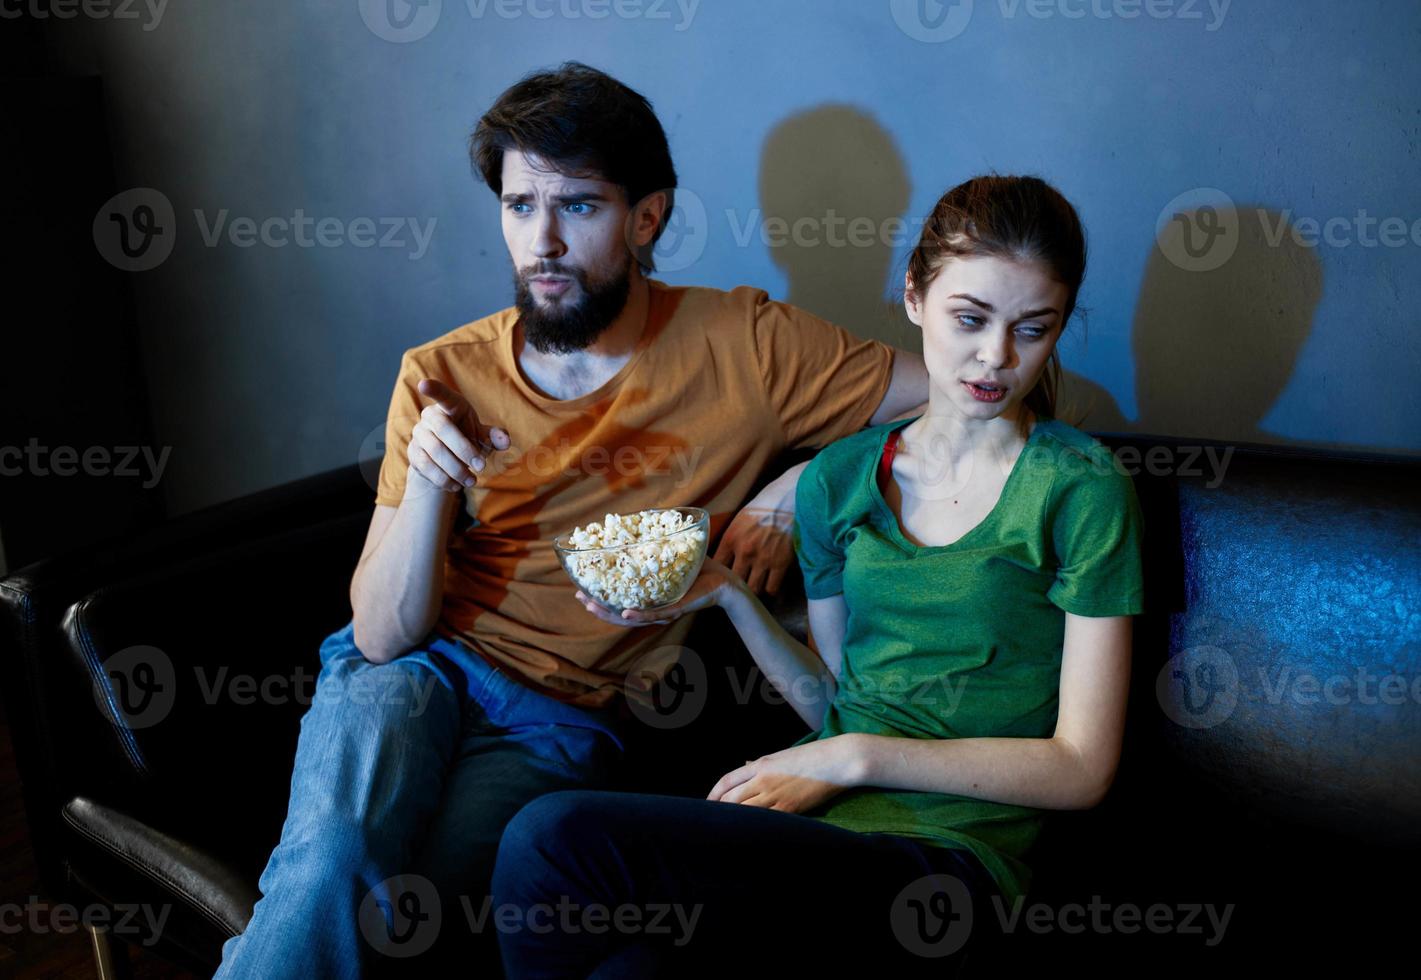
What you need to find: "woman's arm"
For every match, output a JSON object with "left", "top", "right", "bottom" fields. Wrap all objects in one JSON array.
[
  {"left": 848, "top": 612, "right": 1133, "bottom": 810},
  {"left": 577, "top": 561, "right": 844, "bottom": 730},
  {"left": 706, "top": 612, "right": 1132, "bottom": 813},
  {"left": 719, "top": 587, "right": 847, "bottom": 729}
]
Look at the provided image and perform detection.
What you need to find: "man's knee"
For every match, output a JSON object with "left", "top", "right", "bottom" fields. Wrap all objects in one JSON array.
[{"left": 306, "top": 652, "right": 455, "bottom": 732}]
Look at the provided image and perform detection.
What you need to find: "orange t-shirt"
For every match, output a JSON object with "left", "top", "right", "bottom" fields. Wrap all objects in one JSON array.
[{"left": 374, "top": 278, "right": 895, "bottom": 707}]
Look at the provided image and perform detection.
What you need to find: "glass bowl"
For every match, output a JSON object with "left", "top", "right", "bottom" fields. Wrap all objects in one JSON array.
[{"left": 553, "top": 507, "right": 711, "bottom": 615}]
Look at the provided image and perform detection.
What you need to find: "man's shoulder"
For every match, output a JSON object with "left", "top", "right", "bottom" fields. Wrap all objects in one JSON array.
[
  {"left": 654, "top": 280, "right": 853, "bottom": 363},
  {"left": 652, "top": 279, "right": 772, "bottom": 322},
  {"left": 401, "top": 305, "right": 519, "bottom": 363}
]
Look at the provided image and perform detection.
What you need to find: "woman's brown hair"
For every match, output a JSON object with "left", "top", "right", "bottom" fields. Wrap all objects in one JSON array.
[{"left": 905, "top": 175, "right": 1087, "bottom": 424}]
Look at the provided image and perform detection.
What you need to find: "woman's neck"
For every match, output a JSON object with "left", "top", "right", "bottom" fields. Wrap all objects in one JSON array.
[{"left": 900, "top": 394, "right": 1037, "bottom": 475}]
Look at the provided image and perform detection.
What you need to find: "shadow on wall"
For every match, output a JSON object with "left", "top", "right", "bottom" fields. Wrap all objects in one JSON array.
[
  {"left": 757, "top": 104, "right": 922, "bottom": 355},
  {"left": 756, "top": 119, "right": 1344, "bottom": 452},
  {"left": 1058, "top": 207, "right": 1341, "bottom": 449}
]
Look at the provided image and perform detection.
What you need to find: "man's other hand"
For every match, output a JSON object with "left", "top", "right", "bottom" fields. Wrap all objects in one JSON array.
[{"left": 714, "top": 502, "right": 796, "bottom": 597}]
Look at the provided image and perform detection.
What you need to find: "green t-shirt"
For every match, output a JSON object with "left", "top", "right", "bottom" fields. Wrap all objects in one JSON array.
[{"left": 791, "top": 414, "right": 1145, "bottom": 903}]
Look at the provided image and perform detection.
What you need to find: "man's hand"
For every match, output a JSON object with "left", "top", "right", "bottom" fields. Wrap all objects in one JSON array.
[
  {"left": 406, "top": 379, "right": 510, "bottom": 496},
  {"left": 716, "top": 461, "right": 806, "bottom": 596}
]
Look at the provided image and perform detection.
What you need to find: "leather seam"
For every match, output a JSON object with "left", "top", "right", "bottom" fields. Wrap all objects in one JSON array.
[
  {"left": 70, "top": 593, "right": 151, "bottom": 777},
  {"left": 61, "top": 806, "right": 240, "bottom": 937}
]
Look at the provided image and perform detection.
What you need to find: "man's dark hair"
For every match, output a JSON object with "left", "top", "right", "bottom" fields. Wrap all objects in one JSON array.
[{"left": 471, "top": 62, "right": 677, "bottom": 274}]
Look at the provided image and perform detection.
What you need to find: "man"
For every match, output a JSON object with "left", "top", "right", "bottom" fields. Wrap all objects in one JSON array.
[{"left": 213, "top": 61, "right": 927, "bottom": 978}]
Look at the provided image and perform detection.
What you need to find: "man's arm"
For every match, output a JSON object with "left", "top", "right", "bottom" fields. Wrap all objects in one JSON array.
[
  {"left": 867, "top": 348, "right": 930, "bottom": 426},
  {"left": 351, "top": 495, "right": 460, "bottom": 664},
  {"left": 352, "top": 378, "right": 509, "bottom": 663},
  {"left": 717, "top": 347, "right": 929, "bottom": 594}
]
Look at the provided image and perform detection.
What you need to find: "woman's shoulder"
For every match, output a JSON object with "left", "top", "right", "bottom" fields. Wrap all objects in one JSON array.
[
  {"left": 800, "top": 419, "right": 906, "bottom": 510},
  {"left": 805, "top": 419, "right": 906, "bottom": 482},
  {"left": 1031, "top": 417, "right": 1141, "bottom": 523},
  {"left": 1031, "top": 416, "right": 1124, "bottom": 479}
]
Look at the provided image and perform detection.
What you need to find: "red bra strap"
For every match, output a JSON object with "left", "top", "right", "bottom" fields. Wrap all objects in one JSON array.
[{"left": 877, "top": 428, "right": 902, "bottom": 492}]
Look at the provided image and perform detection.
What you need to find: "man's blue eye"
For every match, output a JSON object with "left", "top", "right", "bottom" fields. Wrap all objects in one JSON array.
[
  {"left": 564, "top": 203, "right": 594, "bottom": 215},
  {"left": 508, "top": 203, "right": 531, "bottom": 214}
]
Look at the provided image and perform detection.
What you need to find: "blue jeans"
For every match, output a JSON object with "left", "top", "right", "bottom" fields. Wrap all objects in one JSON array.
[
  {"left": 491, "top": 790, "right": 1004, "bottom": 979},
  {"left": 212, "top": 620, "right": 630, "bottom": 979}
]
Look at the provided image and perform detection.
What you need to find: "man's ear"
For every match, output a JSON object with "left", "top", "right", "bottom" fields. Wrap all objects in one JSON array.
[
  {"left": 626, "top": 190, "right": 669, "bottom": 250},
  {"left": 903, "top": 269, "right": 924, "bottom": 327}
]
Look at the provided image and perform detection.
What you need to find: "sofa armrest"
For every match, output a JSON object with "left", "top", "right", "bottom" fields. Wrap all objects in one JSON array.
[
  {"left": 59, "top": 508, "right": 370, "bottom": 866},
  {"left": 61, "top": 795, "right": 259, "bottom": 973},
  {"left": 0, "top": 463, "right": 374, "bottom": 894}
]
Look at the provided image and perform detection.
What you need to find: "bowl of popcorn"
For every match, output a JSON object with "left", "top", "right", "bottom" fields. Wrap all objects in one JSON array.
[{"left": 554, "top": 507, "right": 711, "bottom": 614}]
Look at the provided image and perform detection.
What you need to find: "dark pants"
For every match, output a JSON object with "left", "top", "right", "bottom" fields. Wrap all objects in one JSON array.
[{"left": 491, "top": 790, "right": 1004, "bottom": 978}]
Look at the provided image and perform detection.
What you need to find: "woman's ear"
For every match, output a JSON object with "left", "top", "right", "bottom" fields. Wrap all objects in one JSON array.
[{"left": 903, "top": 269, "right": 924, "bottom": 327}]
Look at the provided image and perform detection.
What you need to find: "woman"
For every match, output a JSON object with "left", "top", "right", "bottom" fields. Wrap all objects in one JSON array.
[{"left": 489, "top": 175, "right": 1145, "bottom": 977}]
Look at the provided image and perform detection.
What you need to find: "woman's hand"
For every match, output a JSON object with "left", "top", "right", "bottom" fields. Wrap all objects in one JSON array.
[
  {"left": 706, "top": 735, "right": 863, "bottom": 814},
  {"left": 573, "top": 557, "right": 745, "bottom": 628}
]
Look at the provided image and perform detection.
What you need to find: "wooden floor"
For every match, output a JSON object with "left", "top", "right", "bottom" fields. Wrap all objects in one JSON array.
[{"left": 0, "top": 697, "right": 200, "bottom": 980}]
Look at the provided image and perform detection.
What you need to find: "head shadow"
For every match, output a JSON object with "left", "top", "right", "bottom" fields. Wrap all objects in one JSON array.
[
  {"left": 1059, "top": 206, "right": 1330, "bottom": 447},
  {"left": 757, "top": 105, "right": 919, "bottom": 352}
]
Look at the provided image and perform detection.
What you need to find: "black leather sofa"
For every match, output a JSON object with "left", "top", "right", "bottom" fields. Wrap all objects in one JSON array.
[{"left": 2, "top": 433, "right": 1418, "bottom": 977}]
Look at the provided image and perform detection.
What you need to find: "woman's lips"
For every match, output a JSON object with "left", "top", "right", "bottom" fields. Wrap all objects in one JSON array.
[{"left": 962, "top": 380, "right": 1006, "bottom": 403}]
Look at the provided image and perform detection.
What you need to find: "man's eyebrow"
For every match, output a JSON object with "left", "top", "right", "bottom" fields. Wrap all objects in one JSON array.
[
  {"left": 948, "top": 294, "right": 1060, "bottom": 320},
  {"left": 551, "top": 192, "right": 610, "bottom": 205},
  {"left": 499, "top": 191, "right": 610, "bottom": 205}
]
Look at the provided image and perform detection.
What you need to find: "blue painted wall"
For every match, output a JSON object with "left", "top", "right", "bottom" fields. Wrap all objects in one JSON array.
[{"left": 46, "top": 0, "right": 1421, "bottom": 513}]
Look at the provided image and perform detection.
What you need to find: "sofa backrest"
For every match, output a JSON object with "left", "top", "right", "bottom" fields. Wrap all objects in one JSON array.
[
  {"left": 1095, "top": 433, "right": 1421, "bottom": 847},
  {"left": 4, "top": 434, "right": 1418, "bottom": 894}
]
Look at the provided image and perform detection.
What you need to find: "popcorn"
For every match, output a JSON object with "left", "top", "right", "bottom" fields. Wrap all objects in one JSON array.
[{"left": 559, "top": 508, "right": 708, "bottom": 611}]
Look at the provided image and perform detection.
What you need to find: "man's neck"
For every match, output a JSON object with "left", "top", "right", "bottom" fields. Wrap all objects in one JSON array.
[{"left": 514, "top": 273, "right": 652, "bottom": 400}]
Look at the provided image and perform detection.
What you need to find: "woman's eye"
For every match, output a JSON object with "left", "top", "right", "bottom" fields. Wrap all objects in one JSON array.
[
  {"left": 1018, "top": 324, "right": 1047, "bottom": 339},
  {"left": 955, "top": 314, "right": 983, "bottom": 328}
]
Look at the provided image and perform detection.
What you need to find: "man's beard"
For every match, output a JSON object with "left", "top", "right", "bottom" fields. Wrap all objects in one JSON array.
[{"left": 514, "top": 258, "right": 632, "bottom": 355}]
